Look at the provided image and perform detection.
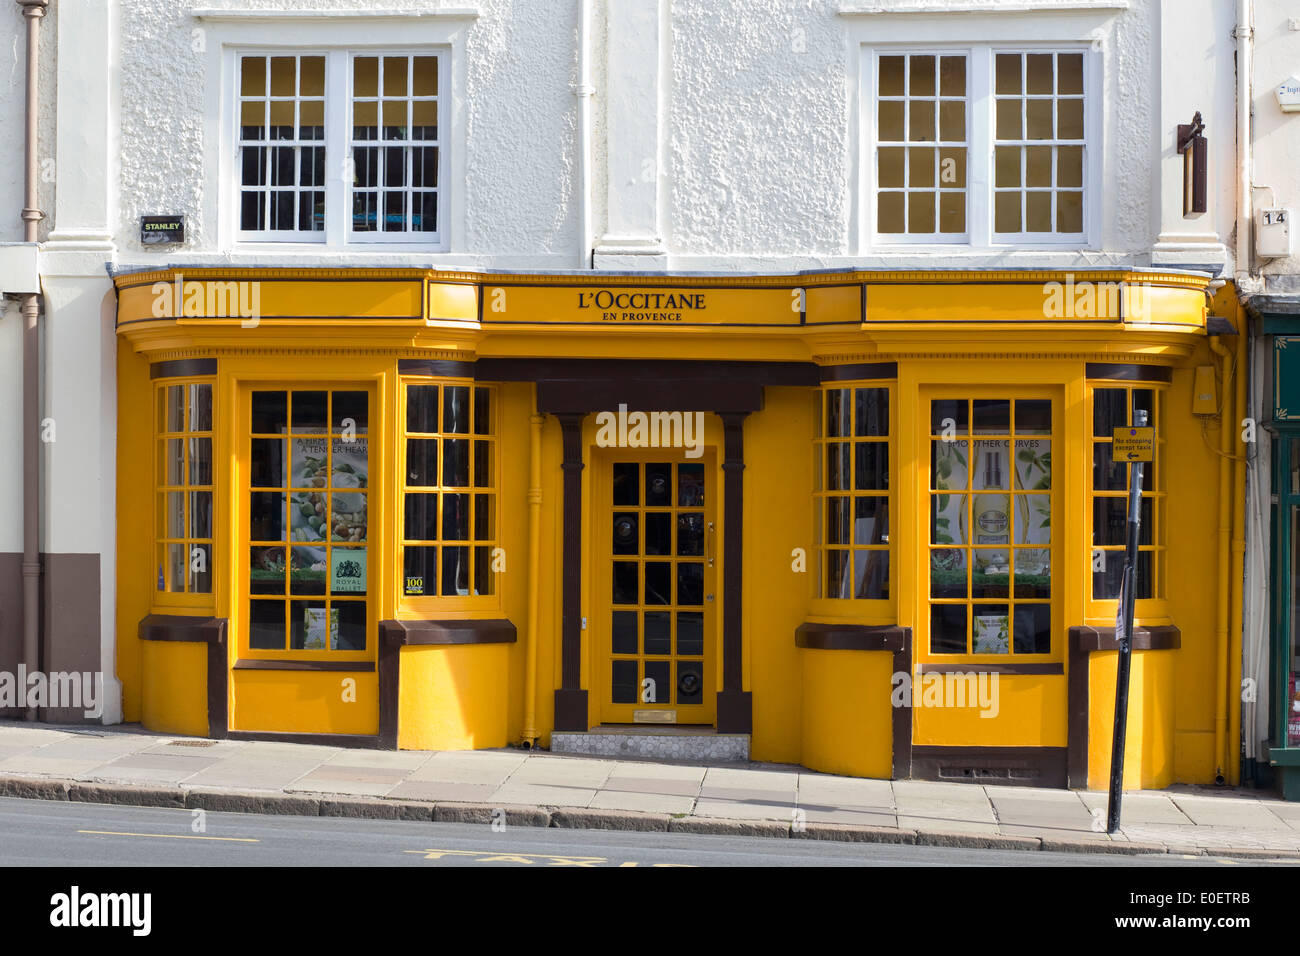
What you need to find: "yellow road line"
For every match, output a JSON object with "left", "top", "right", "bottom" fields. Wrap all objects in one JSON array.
[{"left": 78, "top": 829, "right": 259, "bottom": 843}]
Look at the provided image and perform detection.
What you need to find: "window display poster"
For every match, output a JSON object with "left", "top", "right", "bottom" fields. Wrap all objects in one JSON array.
[{"left": 302, "top": 606, "right": 338, "bottom": 651}]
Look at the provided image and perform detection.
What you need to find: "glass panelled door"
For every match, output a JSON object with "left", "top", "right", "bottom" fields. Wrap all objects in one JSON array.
[
  {"left": 927, "top": 395, "right": 1057, "bottom": 658},
  {"left": 246, "top": 388, "right": 372, "bottom": 658},
  {"left": 599, "top": 456, "right": 717, "bottom": 725}
]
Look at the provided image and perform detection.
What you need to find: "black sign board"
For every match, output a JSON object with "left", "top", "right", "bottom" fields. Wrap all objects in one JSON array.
[{"left": 140, "top": 216, "right": 184, "bottom": 245}]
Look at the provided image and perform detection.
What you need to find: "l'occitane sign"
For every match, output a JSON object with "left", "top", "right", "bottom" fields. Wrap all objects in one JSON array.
[{"left": 467, "top": 283, "right": 805, "bottom": 326}]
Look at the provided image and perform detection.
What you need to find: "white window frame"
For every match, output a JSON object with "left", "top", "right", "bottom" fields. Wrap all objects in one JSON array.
[
  {"left": 858, "top": 39, "right": 1104, "bottom": 253},
  {"left": 869, "top": 49, "right": 973, "bottom": 245},
  {"left": 234, "top": 51, "right": 330, "bottom": 244},
  {"left": 202, "top": 12, "right": 474, "bottom": 254},
  {"left": 229, "top": 48, "right": 449, "bottom": 247}
]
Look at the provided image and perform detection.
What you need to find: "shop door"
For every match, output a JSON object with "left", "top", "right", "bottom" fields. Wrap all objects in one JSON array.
[
  {"left": 236, "top": 386, "right": 378, "bottom": 735},
  {"left": 923, "top": 393, "right": 1060, "bottom": 662},
  {"left": 596, "top": 453, "right": 717, "bottom": 725}
]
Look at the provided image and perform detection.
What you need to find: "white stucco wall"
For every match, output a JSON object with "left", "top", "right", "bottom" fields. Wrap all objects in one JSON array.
[
  {"left": 1253, "top": 0, "right": 1300, "bottom": 287},
  {"left": 102, "top": 0, "right": 1207, "bottom": 274}
]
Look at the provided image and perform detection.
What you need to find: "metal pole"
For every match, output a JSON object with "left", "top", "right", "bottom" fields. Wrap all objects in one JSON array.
[{"left": 1106, "top": 408, "right": 1149, "bottom": 834}]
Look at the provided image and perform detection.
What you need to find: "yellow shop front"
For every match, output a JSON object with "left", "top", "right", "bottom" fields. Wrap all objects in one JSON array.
[{"left": 113, "top": 266, "right": 1242, "bottom": 789}]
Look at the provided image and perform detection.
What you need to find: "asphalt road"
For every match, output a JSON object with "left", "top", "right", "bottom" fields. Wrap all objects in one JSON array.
[{"left": 0, "top": 796, "right": 1288, "bottom": 867}]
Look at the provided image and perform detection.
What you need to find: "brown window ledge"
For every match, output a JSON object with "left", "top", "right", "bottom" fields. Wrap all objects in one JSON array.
[
  {"left": 794, "top": 622, "right": 909, "bottom": 652},
  {"left": 233, "top": 659, "right": 376, "bottom": 672},
  {"left": 380, "top": 618, "right": 518, "bottom": 647}
]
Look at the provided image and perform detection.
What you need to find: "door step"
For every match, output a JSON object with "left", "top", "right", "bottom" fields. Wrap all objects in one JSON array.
[{"left": 551, "top": 726, "right": 749, "bottom": 761}]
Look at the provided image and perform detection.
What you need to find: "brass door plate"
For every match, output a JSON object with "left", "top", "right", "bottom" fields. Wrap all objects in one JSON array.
[{"left": 633, "top": 709, "right": 676, "bottom": 724}]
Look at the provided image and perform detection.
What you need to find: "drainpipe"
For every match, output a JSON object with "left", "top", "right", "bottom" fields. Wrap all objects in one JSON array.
[
  {"left": 520, "top": 400, "right": 544, "bottom": 749},
  {"left": 1210, "top": 333, "right": 1234, "bottom": 784},
  {"left": 1229, "top": 314, "right": 1248, "bottom": 786},
  {"left": 576, "top": 0, "right": 593, "bottom": 268},
  {"left": 1234, "top": 0, "right": 1255, "bottom": 290},
  {"left": 18, "top": 0, "right": 49, "bottom": 723}
]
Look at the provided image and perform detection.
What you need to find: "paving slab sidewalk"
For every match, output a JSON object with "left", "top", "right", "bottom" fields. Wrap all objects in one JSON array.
[{"left": 0, "top": 720, "right": 1297, "bottom": 860}]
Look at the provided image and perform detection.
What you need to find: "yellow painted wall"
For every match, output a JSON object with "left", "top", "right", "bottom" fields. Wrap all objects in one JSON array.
[
  {"left": 800, "top": 648, "right": 893, "bottom": 778},
  {"left": 398, "top": 644, "right": 510, "bottom": 750},
  {"left": 114, "top": 339, "right": 156, "bottom": 723},
  {"left": 1161, "top": 344, "right": 1227, "bottom": 784},
  {"left": 230, "top": 670, "right": 378, "bottom": 735},
  {"left": 1087, "top": 649, "right": 1177, "bottom": 790},
  {"left": 747, "top": 387, "right": 815, "bottom": 765},
  {"left": 141, "top": 640, "right": 208, "bottom": 737},
  {"left": 912, "top": 676, "right": 1068, "bottom": 747}
]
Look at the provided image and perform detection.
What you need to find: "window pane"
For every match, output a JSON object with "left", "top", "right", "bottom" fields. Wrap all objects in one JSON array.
[
  {"left": 995, "top": 54, "right": 1021, "bottom": 94},
  {"left": 1027, "top": 54, "right": 1054, "bottom": 94},
  {"left": 878, "top": 147, "right": 905, "bottom": 188},
  {"left": 908, "top": 191, "right": 935, "bottom": 233},
  {"left": 909, "top": 55, "right": 935, "bottom": 96},
  {"left": 1058, "top": 98, "right": 1084, "bottom": 139},
  {"left": 854, "top": 388, "right": 889, "bottom": 436},
  {"left": 996, "top": 98, "right": 1022, "bottom": 139},
  {"left": 879, "top": 55, "right": 905, "bottom": 96},
  {"left": 413, "top": 56, "right": 438, "bottom": 96},
  {"left": 406, "top": 439, "right": 438, "bottom": 486},
  {"left": 300, "top": 56, "right": 325, "bottom": 96},
  {"left": 240, "top": 56, "right": 266, "bottom": 97},
  {"left": 877, "top": 191, "right": 904, "bottom": 233},
  {"left": 939, "top": 192, "right": 965, "bottom": 233},
  {"left": 908, "top": 101, "right": 936, "bottom": 142},
  {"left": 354, "top": 56, "right": 378, "bottom": 97},
  {"left": 909, "top": 147, "right": 935, "bottom": 188},
  {"left": 931, "top": 604, "right": 968, "bottom": 653},
  {"left": 995, "top": 146, "right": 1021, "bottom": 188},
  {"left": 407, "top": 385, "right": 438, "bottom": 432},
  {"left": 1059, "top": 54, "right": 1084, "bottom": 95},
  {"left": 939, "top": 55, "right": 965, "bottom": 96},
  {"left": 939, "top": 101, "right": 965, "bottom": 142},
  {"left": 1057, "top": 191, "right": 1083, "bottom": 233},
  {"left": 995, "top": 191, "right": 1021, "bottom": 233},
  {"left": 878, "top": 101, "right": 904, "bottom": 142},
  {"left": 1026, "top": 99, "right": 1053, "bottom": 140}
]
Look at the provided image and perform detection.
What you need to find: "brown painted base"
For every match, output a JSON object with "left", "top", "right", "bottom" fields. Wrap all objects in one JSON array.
[
  {"left": 554, "top": 688, "right": 589, "bottom": 732},
  {"left": 910, "top": 746, "right": 1068, "bottom": 788},
  {"left": 715, "top": 690, "right": 752, "bottom": 734},
  {"left": 226, "top": 730, "right": 379, "bottom": 749}
]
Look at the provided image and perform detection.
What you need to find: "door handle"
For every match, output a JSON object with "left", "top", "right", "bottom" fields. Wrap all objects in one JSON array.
[{"left": 706, "top": 521, "right": 715, "bottom": 567}]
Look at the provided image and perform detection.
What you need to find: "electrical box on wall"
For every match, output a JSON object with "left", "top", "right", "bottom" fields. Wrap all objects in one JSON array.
[
  {"left": 1192, "top": 365, "right": 1218, "bottom": 415},
  {"left": 1277, "top": 75, "right": 1300, "bottom": 112},
  {"left": 1258, "top": 208, "right": 1295, "bottom": 258}
]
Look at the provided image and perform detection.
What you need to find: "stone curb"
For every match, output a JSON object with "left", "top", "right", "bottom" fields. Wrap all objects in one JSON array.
[
  {"left": 185, "top": 789, "right": 322, "bottom": 816},
  {"left": 0, "top": 775, "right": 70, "bottom": 801},
  {"left": 432, "top": 802, "right": 552, "bottom": 827},
  {"left": 668, "top": 816, "right": 790, "bottom": 837},
  {"left": 551, "top": 808, "right": 671, "bottom": 831},
  {"left": 1204, "top": 846, "right": 1300, "bottom": 860},
  {"left": 913, "top": 829, "right": 1041, "bottom": 851},
  {"left": 1040, "top": 838, "right": 1171, "bottom": 856},
  {"left": 319, "top": 796, "right": 433, "bottom": 821},
  {"left": 0, "top": 774, "right": 1282, "bottom": 858},
  {"left": 68, "top": 783, "right": 186, "bottom": 809},
  {"left": 794, "top": 823, "right": 919, "bottom": 845}
]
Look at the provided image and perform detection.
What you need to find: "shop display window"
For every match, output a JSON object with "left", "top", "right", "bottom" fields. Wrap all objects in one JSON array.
[
  {"left": 400, "top": 381, "right": 498, "bottom": 603},
  {"left": 1088, "top": 384, "right": 1165, "bottom": 603},
  {"left": 814, "top": 384, "right": 892, "bottom": 601},
  {"left": 155, "top": 380, "right": 215, "bottom": 599},
  {"left": 927, "top": 397, "right": 1053, "bottom": 656}
]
